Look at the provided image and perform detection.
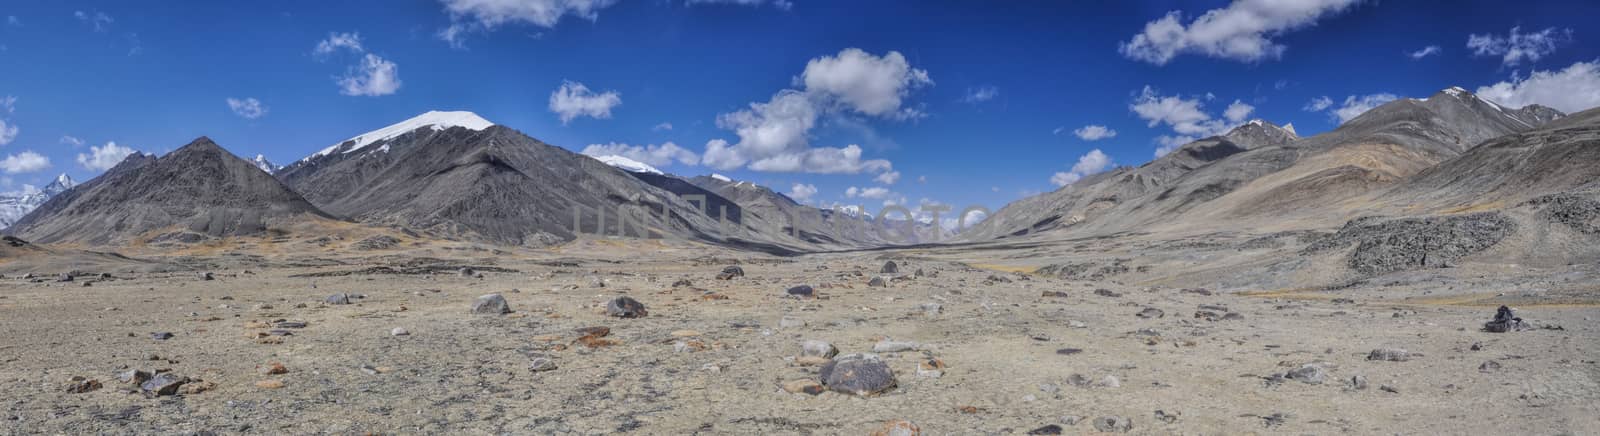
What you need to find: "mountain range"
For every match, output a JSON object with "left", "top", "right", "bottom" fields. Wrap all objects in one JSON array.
[{"left": 0, "top": 174, "right": 75, "bottom": 230}]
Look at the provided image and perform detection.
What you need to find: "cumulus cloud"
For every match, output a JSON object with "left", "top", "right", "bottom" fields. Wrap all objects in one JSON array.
[
  {"left": 787, "top": 183, "right": 817, "bottom": 202},
  {"left": 1408, "top": 45, "right": 1441, "bottom": 59},
  {"left": 74, "top": 10, "right": 113, "bottom": 32},
  {"left": 77, "top": 142, "right": 136, "bottom": 171},
  {"left": 685, "top": 0, "right": 793, "bottom": 10},
  {"left": 337, "top": 54, "right": 402, "bottom": 96},
  {"left": 1467, "top": 26, "right": 1572, "bottom": 67},
  {"left": 580, "top": 141, "right": 698, "bottom": 166},
  {"left": 1119, "top": 0, "right": 1361, "bottom": 65},
  {"left": 800, "top": 48, "right": 933, "bottom": 118},
  {"left": 1475, "top": 61, "right": 1600, "bottom": 113},
  {"left": 226, "top": 97, "right": 268, "bottom": 119},
  {"left": 1303, "top": 95, "right": 1334, "bottom": 111},
  {"left": 1050, "top": 149, "right": 1112, "bottom": 187},
  {"left": 705, "top": 48, "right": 924, "bottom": 175},
  {"left": 313, "top": 32, "right": 364, "bottom": 56},
  {"left": 437, "top": 0, "right": 620, "bottom": 48},
  {"left": 1224, "top": 100, "right": 1255, "bottom": 123},
  {"left": 0, "top": 151, "right": 49, "bottom": 174},
  {"left": 961, "top": 85, "right": 999, "bottom": 104},
  {"left": 548, "top": 80, "right": 621, "bottom": 124},
  {"left": 1330, "top": 93, "right": 1398, "bottom": 124},
  {"left": 1072, "top": 125, "right": 1117, "bottom": 141},
  {"left": 874, "top": 170, "right": 901, "bottom": 185}
]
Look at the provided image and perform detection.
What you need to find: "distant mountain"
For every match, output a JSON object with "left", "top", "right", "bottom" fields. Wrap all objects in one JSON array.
[
  {"left": 0, "top": 174, "right": 76, "bottom": 229},
  {"left": 963, "top": 87, "right": 1568, "bottom": 242},
  {"left": 8, "top": 137, "right": 333, "bottom": 245},
  {"left": 276, "top": 111, "right": 734, "bottom": 247},
  {"left": 251, "top": 154, "right": 281, "bottom": 174}
]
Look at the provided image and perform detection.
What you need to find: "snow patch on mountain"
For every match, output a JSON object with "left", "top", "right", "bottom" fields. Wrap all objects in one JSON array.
[
  {"left": 0, "top": 173, "right": 76, "bottom": 229},
  {"left": 592, "top": 155, "right": 663, "bottom": 175},
  {"left": 251, "top": 154, "right": 281, "bottom": 174},
  {"left": 303, "top": 111, "right": 493, "bottom": 162}
]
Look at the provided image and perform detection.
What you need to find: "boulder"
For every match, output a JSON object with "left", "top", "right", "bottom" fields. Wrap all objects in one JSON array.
[
  {"left": 605, "top": 296, "right": 648, "bottom": 318},
  {"left": 820, "top": 353, "right": 897, "bottom": 396},
  {"left": 785, "top": 285, "right": 815, "bottom": 299},
  {"left": 716, "top": 266, "right": 745, "bottom": 280},
  {"left": 880, "top": 261, "right": 899, "bottom": 274},
  {"left": 325, "top": 293, "right": 352, "bottom": 305},
  {"left": 470, "top": 293, "right": 511, "bottom": 315}
]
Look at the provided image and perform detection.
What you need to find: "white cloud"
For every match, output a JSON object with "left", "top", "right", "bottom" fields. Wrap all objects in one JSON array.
[
  {"left": 1130, "top": 86, "right": 1228, "bottom": 137},
  {"left": 548, "top": 80, "right": 621, "bottom": 124},
  {"left": 1303, "top": 95, "right": 1334, "bottom": 111},
  {"left": 1408, "top": 45, "right": 1441, "bottom": 59},
  {"left": 1330, "top": 93, "right": 1397, "bottom": 124},
  {"left": 59, "top": 136, "right": 84, "bottom": 147},
  {"left": 874, "top": 170, "right": 901, "bottom": 185},
  {"left": 1119, "top": 0, "right": 1361, "bottom": 65},
  {"left": 1153, "top": 135, "right": 1196, "bottom": 158},
  {"left": 74, "top": 10, "right": 112, "bottom": 32},
  {"left": 1475, "top": 61, "right": 1600, "bottom": 113},
  {"left": 651, "top": 122, "right": 673, "bottom": 131},
  {"left": 580, "top": 141, "right": 698, "bottom": 166},
  {"left": 1050, "top": 149, "right": 1112, "bottom": 187},
  {"left": 787, "top": 183, "right": 817, "bottom": 202},
  {"left": 1223, "top": 99, "right": 1255, "bottom": 123},
  {"left": 337, "top": 54, "right": 402, "bottom": 96},
  {"left": 437, "top": 0, "right": 621, "bottom": 48},
  {"left": 686, "top": 0, "right": 793, "bottom": 10},
  {"left": 1467, "top": 26, "right": 1571, "bottom": 67},
  {"left": 847, "top": 186, "right": 892, "bottom": 200},
  {"left": 706, "top": 48, "right": 922, "bottom": 175},
  {"left": 0, "top": 151, "right": 49, "bottom": 174},
  {"left": 800, "top": 48, "right": 932, "bottom": 118},
  {"left": 1072, "top": 125, "right": 1117, "bottom": 141},
  {"left": 0, "top": 95, "right": 13, "bottom": 114},
  {"left": 77, "top": 142, "right": 136, "bottom": 171},
  {"left": 226, "top": 97, "right": 268, "bottom": 119},
  {"left": 961, "top": 85, "right": 999, "bottom": 104},
  {"left": 0, "top": 119, "right": 15, "bottom": 146},
  {"left": 314, "top": 32, "right": 364, "bottom": 56}
]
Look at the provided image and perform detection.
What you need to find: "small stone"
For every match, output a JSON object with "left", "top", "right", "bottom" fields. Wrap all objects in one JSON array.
[
  {"left": 259, "top": 362, "right": 287, "bottom": 375},
  {"left": 116, "top": 369, "right": 152, "bottom": 386},
  {"left": 325, "top": 293, "right": 351, "bottom": 305},
  {"left": 390, "top": 327, "right": 409, "bottom": 336},
  {"left": 1055, "top": 348, "right": 1083, "bottom": 355},
  {"left": 529, "top": 357, "right": 558, "bottom": 372},
  {"left": 1094, "top": 289, "right": 1121, "bottom": 297},
  {"left": 140, "top": 373, "right": 185, "bottom": 397},
  {"left": 868, "top": 276, "right": 888, "bottom": 287},
  {"left": 1479, "top": 360, "right": 1502, "bottom": 372},
  {"left": 470, "top": 293, "right": 511, "bottom": 315},
  {"left": 255, "top": 380, "right": 284, "bottom": 389},
  {"left": 916, "top": 358, "right": 946, "bottom": 378},
  {"left": 872, "top": 339, "right": 919, "bottom": 353},
  {"left": 1097, "top": 375, "right": 1121, "bottom": 388},
  {"left": 801, "top": 340, "right": 838, "bottom": 358},
  {"left": 1093, "top": 416, "right": 1133, "bottom": 433},
  {"left": 57, "top": 273, "right": 74, "bottom": 282},
  {"left": 605, "top": 296, "right": 648, "bottom": 318},
  {"left": 65, "top": 377, "right": 101, "bottom": 394},
  {"left": 458, "top": 267, "right": 475, "bottom": 277},
  {"left": 716, "top": 266, "right": 745, "bottom": 280},
  {"left": 359, "top": 365, "right": 379, "bottom": 375},
  {"left": 820, "top": 353, "right": 897, "bottom": 396},
  {"left": 785, "top": 285, "right": 815, "bottom": 299},
  {"left": 1136, "top": 307, "right": 1164, "bottom": 318},
  {"left": 274, "top": 321, "right": 307, "bottom": 329},
  {"left": 1367, "top": 348, "right": 1411, "bottom": 362},
  {"left": 872, "top": 419, "right": 919, "bottom": 436},
  {"left": 199, "top": 272, "right": 215, "bottom": 281},
  {"left": 151, "top": 332, "right": 174, "bottom": 340},
  {"left": 782, "top": 379, "right": 825, "bottom": 395},
  {"left": 671, "top": 278, "right": 694, "bottom": 288},
  {"left": 1285, "top": 364, "right": 1326, "bottom": 385},
  {"left": 1348, "top": 375, "right": 1369, "bottom": 390},
  {"left": 586, "top": 275, "right": 606, "bottom": 288},
  {"left": 880, "top": 261, "right": 899, "bottom": 274},
  {"left": 919, "top": 303, "right": 942, "bottom": 317},
  {"left": 1154, "top": 410, "right": 1179, "bottom": 424},
  {"left": 1026, "top": 424, "right": 1063, "bottom": 435},
  {"left": 673, "top": 340, "right": 706, "bottom": 353},
  {"left": 1380, "top": 384, "right": 1400, "bottom": 394},
  {"left": 179, "top": 380, "right": 216, "bottom": 395}
]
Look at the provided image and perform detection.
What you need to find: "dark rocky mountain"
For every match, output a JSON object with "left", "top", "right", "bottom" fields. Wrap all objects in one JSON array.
[
  {"left": 276, "top": 111, "right": 734, "bottom": 247},
  {"left": 7, "top": 137, "right": 333, "bottom": 245}
]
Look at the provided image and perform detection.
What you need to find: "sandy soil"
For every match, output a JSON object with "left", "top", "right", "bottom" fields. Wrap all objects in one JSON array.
[{"left": 0, "top": 239, "right": 1596, "bottom": 435}]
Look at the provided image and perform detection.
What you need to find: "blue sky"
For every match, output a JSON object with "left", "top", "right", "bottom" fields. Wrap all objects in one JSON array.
[{"left": 2, "top": 0, "right": 1598, "bottom": 222}]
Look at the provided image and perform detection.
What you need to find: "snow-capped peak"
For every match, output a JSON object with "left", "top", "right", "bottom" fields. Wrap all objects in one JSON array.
[
  {"left": 1442, "top": 86, "right": 1469, "bottom": 98},
  {"left": 1282, "top": 123, "right": 1297, "bottom": 136},
  {"left": 303, "top": 111, "right": 494, "bottom": 162},
  {"left": 593, "top": 155, "right": 663, "bottom": 175},
  {"left": 709, "top": 173, "right": 733, "bottom": 182},
  {"left": 1246, "top": 119, "right": 1264, "bottom": 127},
  {"left": 251, "top": 154, "right": 280, "bottom": 174}
]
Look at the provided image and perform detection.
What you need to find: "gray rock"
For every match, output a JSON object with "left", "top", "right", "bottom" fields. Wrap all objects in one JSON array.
[
  {"left": 785, "top": 285, "right": 815, "bottom": 298},
  {"left": 1285, "top": 364, "right": 1326, "bottom": 384},
  {"left": 880, "top": 261, "right": 898, "bottom": 274},
  {"left": 1094, "top": 289, "right": 1121, "bottom": 297},
  {"left": 274, "top": 321, "right": 307, "bottom": 329},
  {"left": 1154, "top": 410, "right": 1180, "bottom": 424},
  {"left": 116, "top": 369, "right": 152, "bottom": 386},
  {"left": 920, "top": 303, "right": 942, "bottom": 317},
  {"left": 872, "top": 339, "right": 919, "bottom": 353},
  {"left": 671, "top": 278, "right": 693, "bottom": 288},
  {"left": 150, "top": 332, "right": 174, "bottom": 340},
  {"left": 1093, "top": 416, "right": 1133, "bottom": 433},
  {"left": 470, "top": 293, "right": 511, "bottom": 315},
  {"left": 57, "top": 273, "right": 73, "bottom": 282},
  {"left": 1348, "top": 375, "right": 1369, "bottom": 390},
  {"left": 605, "top": 296, "right": 648, "bottom": 318},
  {"left": 1026, "top": 424, "right": 1062, "bottom": 435},
  {"left": 1136, "top": 307, "right": 1164, "bottom": 319},
  {"left": 325, "top": 293, "right": 352, "bottom": 305},
  {"left": 1483, "top": 305, "right": 1527, "bottom": 332},
  {"left": 140, "top": 373, "right": 185, "bottom": 397},
  {"left": 716, "top": 266, "right": 744, "bottom": 280},
  {"left": 199, "top": 272, "right": 214, "bottom": 281},
  {"left": 529, "top": 357, "right": 557, "bottom": 372},
  {"left": 801, "top": 340, "right": 838, "bottom": 358},
  {"left": 390, "top": 327, "right": 409, "bottom": 336},
  {"left": 867, "top": 276, "right": 888, "bottom": 287},
  {"left": 820, "top": 353, "right": 896, "bottom": 396},
  {"left": 1479, "top": 360, "right": 1502, "bottom": 372},
  {"left": 1367, "top": 348, "right": 1411, "bottom": 362},
  {"left": 458, "top": 267, "right": 476, "bottom": 277}
]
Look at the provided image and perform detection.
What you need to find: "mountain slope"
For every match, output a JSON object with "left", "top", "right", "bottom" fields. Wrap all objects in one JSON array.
[
  {"left": 277, "top": 112, "right": 731, "bottom": 247},
  {"left": 7, "top": 137, "right": 333, "bottom": 245},
  {"left": 0, "top": 174, "right": 75, "bottom": 229}
]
